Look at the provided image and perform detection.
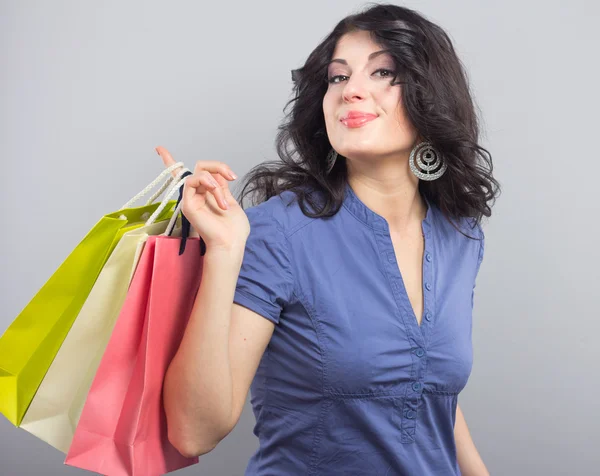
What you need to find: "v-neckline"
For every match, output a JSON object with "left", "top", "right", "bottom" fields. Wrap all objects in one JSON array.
[
  {"left": 342, "top": 181, "right": 434, "bottom": 343},
  {"left": 389, "top": 229, "right": 427, "bottom": 330}
]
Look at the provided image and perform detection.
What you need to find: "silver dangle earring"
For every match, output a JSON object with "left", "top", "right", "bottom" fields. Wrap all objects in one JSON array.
[
  {"left": 326, "top": 148, "right": 338, "bottom": 174},
  {"left": 409, "top": 141, "right": 447, "bottom": 181}
]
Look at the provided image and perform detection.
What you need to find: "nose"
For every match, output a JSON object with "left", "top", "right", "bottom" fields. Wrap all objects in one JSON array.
[{"left": 341, "top": 74, "right": 368, "bottom": 103}]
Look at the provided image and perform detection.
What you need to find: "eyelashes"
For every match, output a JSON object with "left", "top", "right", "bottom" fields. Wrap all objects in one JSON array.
[{"left": 327, "top": 68, "right": 397, "bottom": 84}]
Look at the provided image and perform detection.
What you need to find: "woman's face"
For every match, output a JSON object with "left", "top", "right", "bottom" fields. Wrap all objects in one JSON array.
[{"left": 322, "top": 30, "right": 419, "bottom": 164}]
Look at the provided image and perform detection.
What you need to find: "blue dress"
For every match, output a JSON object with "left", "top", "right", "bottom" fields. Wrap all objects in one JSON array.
[{"left": 233, "top": 181, "right": 485, "bottom": 476}]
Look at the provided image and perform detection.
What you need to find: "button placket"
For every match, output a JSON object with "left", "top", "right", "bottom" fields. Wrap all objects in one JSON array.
[
  {"left": 399, "top": 207, "right": 433, "bottom": 444},
  {"left": 387, "top": 250, "right": 396, "bottom": 264},
  {"left": 384, "top": 229, "right": 430, "bottom": 444},
  {"left": 400, "top": 395, "right": 419, "bottom": 443},
  {"left": 400, "top": 345, "right": 427, "bottom": 443},
  {"left": 420, "top": 229, "right": 433, "bottom": 330},
  {"left": 422, "top": 227, "right": 435, "bottom": 349}
]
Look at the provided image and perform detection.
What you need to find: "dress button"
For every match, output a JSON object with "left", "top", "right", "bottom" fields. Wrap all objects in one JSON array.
[
  {"left": 415, "top": 348, "right": 425, "bottom": 357},
  {"left": 412, "top": 382, "right": 422, "bottom": 392},
  {"left": 425, "top": 252, "right": 432, "bottom": 262},
  {"left": 425, "top": 311, "right": 432, "bottom": 321},
  {"left": 406, "top": 410, "right": 416, "bottom": 419},
  {"left": 425, "top": 283, "right": 432, "bottom": 291}
]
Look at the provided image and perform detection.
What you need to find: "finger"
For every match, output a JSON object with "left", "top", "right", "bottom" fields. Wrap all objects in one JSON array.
[
  {"left": 192, "top": 162, "right": 235, "bottom": 204},
  {"left": 184, "top": 172, "right": 229, "bottom": 210},
  {"left": 182, "top": 176, "right": 207, "bottom": 217},
  {"left": 155, "top": 146, "right": 183, "bottom": 178},
  {"left": 210, "top": 172, "right": 235, "bottom": 200},
  {"left": 193, "top": 160, "right": 237, "bottom": 182},
  {"left": 183, "top": 173, "right": 209, "bottom": 195},
  {"left": 207, "top": 178, "right": 229, "bottom": 210},
  {"left": 200, "top": 171, "right": 229, "bottom": 210}
]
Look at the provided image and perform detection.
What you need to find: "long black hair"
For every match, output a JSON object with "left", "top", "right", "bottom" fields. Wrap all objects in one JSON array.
[{"left": 236, "top": 2, "right": 500, "bottom": 238}]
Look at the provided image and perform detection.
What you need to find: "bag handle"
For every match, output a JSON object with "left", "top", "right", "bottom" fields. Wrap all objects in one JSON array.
[
  {"left": 161, "top": 170, "right": 193, "bottom": 236},
  {"left": 119, "top": 161, "right": 185, "bottom": 210},
  {"left": 145, "top": 168, "right": 200, "bottom": 256},
  {"left": 163, "top": 200, "right": 184, "bottom": 237},
  {"left": 145, "top": 173, "right": 189, "bottom": 227}
]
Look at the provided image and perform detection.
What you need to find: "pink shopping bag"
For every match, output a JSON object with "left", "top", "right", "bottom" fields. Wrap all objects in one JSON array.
[{"left": 64, "top": 234, "right": 203, "bottom": 476}]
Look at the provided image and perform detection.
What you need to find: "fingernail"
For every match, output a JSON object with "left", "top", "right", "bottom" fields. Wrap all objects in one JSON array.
[
  {"left": 155, "top": 147, "right": 160, "bottom": 155},
  {"left": 230, "top": 171, "right": 238, "bottom": 180}
]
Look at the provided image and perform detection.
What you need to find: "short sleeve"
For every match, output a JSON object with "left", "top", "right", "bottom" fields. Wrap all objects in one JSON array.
[
  {"left": 233, "top": 206, "right": 294, "bottom": 324},
  {"left": 471, "top": 223, "right": 485, "bottom": 309},
  {"left": 474, "top": 223, "right": 485, "bottom": 279}
]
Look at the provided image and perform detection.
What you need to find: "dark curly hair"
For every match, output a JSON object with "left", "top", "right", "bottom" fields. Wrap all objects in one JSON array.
[{"left": 236, "top": 2, "right": 500, "bottom": 239}]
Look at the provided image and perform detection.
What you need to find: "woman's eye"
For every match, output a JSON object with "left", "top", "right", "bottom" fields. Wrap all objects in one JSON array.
[
  {"left": 374, "top": 68, "right": 395, "bottom": 78},
  {"left": 327, "top": 69, "right": 396, "bottom": 84},
  {"left": 328, "top": 75, "right": 348, "bottom": 84}
]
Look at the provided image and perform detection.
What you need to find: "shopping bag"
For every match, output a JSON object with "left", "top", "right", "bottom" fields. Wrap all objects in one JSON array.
[
  {"left": 0, "top": 163, "right": 185, "bottom": 426},
  {"left": 18, "top": 166, "right": 191, "bottom": 453},
  {"left": 20, "top": 220, "right": 174, "bottom": 452},
  {"left": 64, "top": 227, "right": 204, "bottom": 475}
]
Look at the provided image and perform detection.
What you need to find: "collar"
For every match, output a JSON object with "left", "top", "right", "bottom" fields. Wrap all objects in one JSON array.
[{"left": 342, "top": 181, "right": 433, "bottom": 233}]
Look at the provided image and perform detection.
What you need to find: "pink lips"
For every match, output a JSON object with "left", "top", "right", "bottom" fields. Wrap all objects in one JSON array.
[{"left": 340, "top": 111, "right": 378, "bottom": 128}]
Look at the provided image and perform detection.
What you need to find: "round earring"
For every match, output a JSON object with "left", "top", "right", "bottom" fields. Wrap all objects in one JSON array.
[
  {"left": 409, "top": 141, "right": 447, "bottom": 181},
  {"left": 326, "top": 148, "right": 338, "bottom": 174}
]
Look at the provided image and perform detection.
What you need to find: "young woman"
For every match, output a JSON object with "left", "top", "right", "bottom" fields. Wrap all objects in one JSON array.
[{"left": 160, "top": 4, "right": 500, "bottom": 475}]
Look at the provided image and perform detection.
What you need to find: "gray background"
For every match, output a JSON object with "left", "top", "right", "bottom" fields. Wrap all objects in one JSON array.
[{"left": 1, "top": 0, "right": 598, "bottom": 475}]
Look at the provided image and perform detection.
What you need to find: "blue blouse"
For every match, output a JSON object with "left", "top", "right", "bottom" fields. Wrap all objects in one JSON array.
[{"left": 233, "top": 181, "right": 485, "bottom": 476}]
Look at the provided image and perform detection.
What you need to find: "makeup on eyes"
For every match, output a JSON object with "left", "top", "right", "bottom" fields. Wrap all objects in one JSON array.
[
  {"left": 326, "top": 50, "right": 397, "bottom": 83},
  {"left": 327, "top": 68, "right": 396, "bottom": 84},
  {"left": 327, "top": 63, "right": 397, "bottom": 83}
]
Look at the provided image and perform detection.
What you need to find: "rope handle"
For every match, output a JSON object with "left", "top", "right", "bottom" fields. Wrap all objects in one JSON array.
[
  {"left": 119, "top": 161, "right": 185, "bottom": 210},
  {"left": 162, "top": 200, "right": 184, "bottom": 236},
  {"left": 144, "top": 174, "right": 188, "bottom": 227},
  {"left": 161, "top": 168, "right": 192, "bottom": 235}
]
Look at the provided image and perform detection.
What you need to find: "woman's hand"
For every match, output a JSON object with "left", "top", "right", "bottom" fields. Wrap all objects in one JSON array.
[{"left": 155, "top": 146, "right": 250, "bottom": 252}]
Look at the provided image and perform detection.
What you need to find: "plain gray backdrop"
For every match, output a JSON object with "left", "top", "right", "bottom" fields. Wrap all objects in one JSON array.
[{"left": 1, "top": 0, "right": 598, "bottom": 475}]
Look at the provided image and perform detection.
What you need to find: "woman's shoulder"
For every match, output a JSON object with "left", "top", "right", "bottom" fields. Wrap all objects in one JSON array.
[
  {"left": 243, "top": 187, "right": 317, "bottom": 238},
  {"left": 432, "top": 210, "right": 485, "bottom": 276},
  {"left": 430, "top": 203, "right": 484, "bottom": 242}
]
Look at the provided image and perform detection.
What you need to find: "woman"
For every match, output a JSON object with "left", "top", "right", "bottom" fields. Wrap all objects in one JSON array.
[{"left": 160, "top": 3, "right": 500, "bottom": 475}]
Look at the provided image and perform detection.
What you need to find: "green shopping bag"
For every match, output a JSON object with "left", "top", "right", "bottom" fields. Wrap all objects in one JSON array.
[{"left": 0, "top": 162, "right": 186, "bottom": 426}]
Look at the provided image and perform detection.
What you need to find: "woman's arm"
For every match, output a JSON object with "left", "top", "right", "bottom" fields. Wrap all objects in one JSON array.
[
  {"left": 163, "top": 249, "right": 275, "bottom": 457},
  {"left": 455, "top": 403, "right": 490, "bottom": 476}
]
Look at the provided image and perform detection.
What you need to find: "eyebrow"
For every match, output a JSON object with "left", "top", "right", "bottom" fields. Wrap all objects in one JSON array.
[{"left": 328, "top": 49, "right": 391, "bottom": 66}]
